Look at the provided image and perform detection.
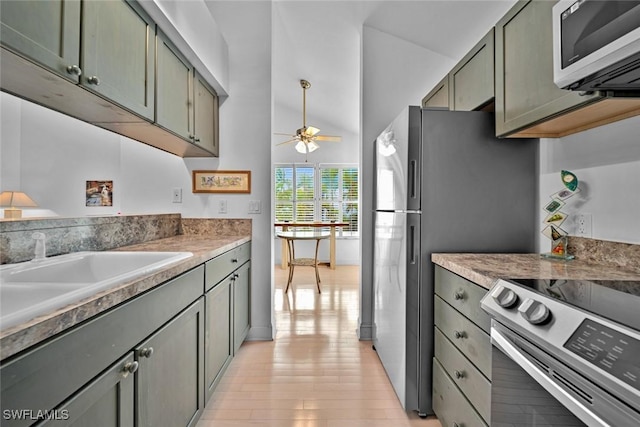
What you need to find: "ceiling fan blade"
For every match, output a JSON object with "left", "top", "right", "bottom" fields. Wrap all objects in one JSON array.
[
  {"left": 304, "top": 126, "right": 320, "bottom": 137},
  {"left": 274, "top": 132, "right": 296, "bottom": 137},
  {"left": 315, "top": 135, "right": 342, "bottom": 142},
  {"left": 276, "top": 138, "right": 299, "bottom": 146}
]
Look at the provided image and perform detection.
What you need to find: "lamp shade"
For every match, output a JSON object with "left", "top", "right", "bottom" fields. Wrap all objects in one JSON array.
[
  {"left": 0, "top": 191, "right": 38, "bottom": 207},
  {"left": 1, "top": 191, "right": 38, "bottom": 219}
]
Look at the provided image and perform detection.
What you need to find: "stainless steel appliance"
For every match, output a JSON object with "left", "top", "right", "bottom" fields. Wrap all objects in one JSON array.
[
  {"left": 482, "top": 277, "right": 640, "bottom": 426},
  {"left": 372, "top": 107, "right": 537, "bottom": 415},
  {"left": 552, "top": 0, "right": 640, "bottom": 92}
]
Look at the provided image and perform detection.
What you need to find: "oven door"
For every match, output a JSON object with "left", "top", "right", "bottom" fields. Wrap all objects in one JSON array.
[{"left": 490, "top": 322, "right": 640, "bottom": 427}]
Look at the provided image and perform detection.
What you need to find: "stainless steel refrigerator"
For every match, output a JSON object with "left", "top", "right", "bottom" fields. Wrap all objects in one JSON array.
[{"left": 372, "top": 106, "right": 537, "bottom": 416}]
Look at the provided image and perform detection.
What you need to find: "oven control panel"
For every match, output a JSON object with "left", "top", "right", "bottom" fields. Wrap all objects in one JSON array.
[{"left": 565, "top": 319, "right": 640, "bottom": 392}]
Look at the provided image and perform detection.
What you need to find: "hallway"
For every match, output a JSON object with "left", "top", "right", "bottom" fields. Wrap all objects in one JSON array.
[{"left": 196, "top": 265, "right": 442, "bottom": 427}]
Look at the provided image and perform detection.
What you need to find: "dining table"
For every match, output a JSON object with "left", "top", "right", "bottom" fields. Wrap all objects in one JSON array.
[{"left": 274, "top": 221, "right": 348, "bottom": 269}]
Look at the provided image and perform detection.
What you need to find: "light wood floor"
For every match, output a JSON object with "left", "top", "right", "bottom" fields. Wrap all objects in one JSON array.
[{"left": 196, "top": 265, "right": 442, "bottom": 427}]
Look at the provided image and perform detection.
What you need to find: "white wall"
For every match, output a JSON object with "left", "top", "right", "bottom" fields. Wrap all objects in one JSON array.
[
  {"left": 359, "top": 25, "right": 457, "bottom": 339},
  {"left": 538, "top": 116, "right": 640, "bottom": 247},
  {"left": 0, "top": 1, "right": 274, "bottom": 341}
]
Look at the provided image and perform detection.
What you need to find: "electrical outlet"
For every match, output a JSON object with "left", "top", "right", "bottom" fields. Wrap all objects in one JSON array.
[
  {"left": 576, "top": 213, "right": 592, "bottom": 237},
  {"left": 218, "top": 199, "right": 227, "bottom": 214},
  {"left": 172, "top": 188, "right": 182, "bottom": 203}
]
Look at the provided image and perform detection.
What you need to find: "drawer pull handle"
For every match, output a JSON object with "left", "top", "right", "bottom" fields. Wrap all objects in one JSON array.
[
  {"left": 454, "top": 330, "right": 466, "bottom": 339},
  {"left": 454, "top": 370, "right": 464, "bottom": 379},
  {"left": 139, "top": 347, "right": 154, "bottom": 358},
  {"left": 231, "top": 258, "right": 238, "bottom": 263},
  {"left": 453, "top": 423, "right": 461, "bottom": 427},
  {"left": 87, "top": 76, "right": 101, "bottom": 86},
  {"left": 454, "top": 291, "right": 464, "bottom": 300},
  {"left": 123, "top": 361, "right": 139, "bottom": 375}
]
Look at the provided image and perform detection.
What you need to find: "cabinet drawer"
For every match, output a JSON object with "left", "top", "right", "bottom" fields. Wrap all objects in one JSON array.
[
  {"left": 434, "top": 295, "right": 491, "bottom": 378},
  {"left": 434, "top": 328, "right": 491, "bottom": 423},
  {"left": 433, "top": 358, "right": 488, "bottom": 427},
  {"left": 205, "top": 242, "right": 251, "bottom": 291},
  {"left": 435, "top": 266, "right": 491, "bottom": 333}
]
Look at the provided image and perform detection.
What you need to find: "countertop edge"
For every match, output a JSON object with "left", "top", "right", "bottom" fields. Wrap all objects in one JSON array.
[{"left": 0, "top": 235, "right": 250, "bottom": 361}]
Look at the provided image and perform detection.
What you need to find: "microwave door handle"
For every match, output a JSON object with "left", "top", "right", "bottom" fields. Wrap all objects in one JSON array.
[{"left": 491, "top": 327, "right": 611, "bottom": 427}]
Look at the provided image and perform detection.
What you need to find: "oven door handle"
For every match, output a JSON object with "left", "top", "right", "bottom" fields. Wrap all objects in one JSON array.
[{"left": 491, "top": 327, "right": 610, "bottom": 427}]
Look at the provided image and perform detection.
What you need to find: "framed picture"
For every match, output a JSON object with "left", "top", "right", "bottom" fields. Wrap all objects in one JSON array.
[
  {"left": 86, "top": 180, "right": 113, "bottom": 206},
  {"left": 192, "top": 170, "right": 251, "bottom": 194}
]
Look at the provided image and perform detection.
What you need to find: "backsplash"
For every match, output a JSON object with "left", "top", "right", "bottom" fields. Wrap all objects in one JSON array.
[
  {"left": 568, "top": 236, "right": 640, "bottom": 272},
  {"left": 0, "top": 215, "right": 251, "bottom": 264}
]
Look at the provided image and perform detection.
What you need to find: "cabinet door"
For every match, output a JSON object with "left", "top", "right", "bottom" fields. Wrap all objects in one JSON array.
[
  {"left": 0, "top": 0, "right": 80, "bottom": 83},
  {"left": 494, "top": 0, "right": 601, "bottom": 137},
  {"left": 194, "top": 72, "right": 220, "bottom": 156},
  {"left": 233, "top": 262, "right": 251, "bottom": 354},
  {"left": 450, "top": 28, "right": 494, "bottom": 111},
  {"left": 205, "top": 278, "right": 233, "bottom": 401},
  {"left": 40, "top": 354, "right": 135, "bottom": 427},
  {"left": 421, "top": 75, "right": 449, "bottom": 109},
  {"left": 82, "top": 0, "right": 155, "bottom": 120},
  {"left": 136, "top": 298, "right": 204, "bottom": 427},
  {"left": 156, "top": 30, "right": 194, "bottom": 140}
]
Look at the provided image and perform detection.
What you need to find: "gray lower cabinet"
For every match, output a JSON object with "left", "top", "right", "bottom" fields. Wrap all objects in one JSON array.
[
  {"left": 136, "top": 298, "right": 204, "bottom": 427},
  {"left": 433, "top": 265, "right": 490, "bottom": 426},
  {"left": 39, "top": 354, "right": 136, "bottom": 427},
  {"left": 204, "top": 242, "right": 251, "bottom": 401},
  {"left": 205, "top": 278, "right": 233, "bottom": 401},
  {"left": 233, "top": 261, "right": 251, "bottom": 354},
  {"left": 0, "top": 0, "right": 81, "bottom": 83}
]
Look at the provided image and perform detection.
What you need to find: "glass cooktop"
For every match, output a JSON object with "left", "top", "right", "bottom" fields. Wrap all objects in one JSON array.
[{"left": 507, "top": 278, "right": 640, "bottom": 332}]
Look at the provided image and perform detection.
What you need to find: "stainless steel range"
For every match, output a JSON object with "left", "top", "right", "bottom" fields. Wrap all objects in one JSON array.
[{"left": 481, "top": 277, "right": 640, "bottom": 426}]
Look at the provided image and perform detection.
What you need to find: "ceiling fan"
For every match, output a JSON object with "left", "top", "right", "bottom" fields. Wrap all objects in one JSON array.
[{"left": 275, "top": 79, "right": 342, "bottom": 158}]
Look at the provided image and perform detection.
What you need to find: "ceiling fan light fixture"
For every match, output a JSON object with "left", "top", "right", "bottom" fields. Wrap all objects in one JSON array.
[
  {"left": 295, "top": 141, "right": 308, "bottom": 154},
  {"left": 307, "top": 141, "right": 320, "bottom": 152}
]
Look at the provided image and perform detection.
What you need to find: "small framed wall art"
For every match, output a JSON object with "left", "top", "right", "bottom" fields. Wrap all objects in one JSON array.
[
  {"left": 86, "top": 180, "right": 113, "bottom": 206},
  {"left": 192, "top": 170, "right": 251, "bottom": 194}
]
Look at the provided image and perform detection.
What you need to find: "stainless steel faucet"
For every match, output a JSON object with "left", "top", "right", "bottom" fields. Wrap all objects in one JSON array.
[{"left": 32, "top": 232, "right": 46, "bottom": 261}]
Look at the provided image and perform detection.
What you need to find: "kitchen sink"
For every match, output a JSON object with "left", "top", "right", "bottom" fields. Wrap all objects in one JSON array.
[{"left": 0, "top": 251, "right": 193, "bottom": 330}]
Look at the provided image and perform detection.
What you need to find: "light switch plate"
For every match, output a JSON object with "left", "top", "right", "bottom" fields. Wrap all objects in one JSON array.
[
  {"left": 172, "top": 188, "right": 182, "bottom": 203},
  {"left": 218, "top": 200, "right": 227, "bottom": 214},
  {"left": 248, "top": 200, "right": 261, "bottom": 214}
]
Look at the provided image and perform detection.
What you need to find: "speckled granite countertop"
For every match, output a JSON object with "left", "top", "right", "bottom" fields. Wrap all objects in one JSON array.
[
  {"left": 1, "top": 234, "right": 250, "bottom": 360},
  {"left": 431, "top": 253, "right": 640, "bottom": 290}
]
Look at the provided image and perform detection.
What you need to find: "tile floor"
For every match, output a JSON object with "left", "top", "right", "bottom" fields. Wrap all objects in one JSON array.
[{"left": 196, "top": 265, "right": 442, "bottom": 427}]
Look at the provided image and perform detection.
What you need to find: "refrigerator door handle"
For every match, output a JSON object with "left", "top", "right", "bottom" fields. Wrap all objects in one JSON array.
[
  {"left": 410, "top": 160, "right": 417, "bottom": 200},
  {"left": 409, "top": 225, "right": 416, "bottom": 264}
]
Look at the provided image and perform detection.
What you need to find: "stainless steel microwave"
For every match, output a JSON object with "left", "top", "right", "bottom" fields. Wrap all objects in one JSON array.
[{"left": 553, "top": 0, "right": 640, "bottom": 92}]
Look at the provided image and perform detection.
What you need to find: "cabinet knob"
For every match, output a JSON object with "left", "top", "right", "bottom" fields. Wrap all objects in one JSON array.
[
  {"left": 194, "top": 137, "right": 201, "bottom": 143},
  {"left": 453, "top": 423, "right": 460, "bottom": 427},
  {"left": 66, "top": 65, "right": 82, "bottom": 76},
  {"left": 87, "top": 76, "right": 101, "bottom": 86},
  {"left": 231, "top": 258, "right": 238, "bottom": 263},
  {"left": 454, "top": 370, "right": 464, "bottom": 379},
  {"left": 122, "top": 361, "right": 139, "bottom": 375},
  {"left": 139, "top": 347, "right": 154, "bottom": 358},
  {"left": 454, "top": 330, "right": 466, "bottom": 339},
  {"left": 233, "top": 273, "right": 239, "bottom": 279},
  {"left": 453, "top": 290, "right": 465, "bottom": 300}
]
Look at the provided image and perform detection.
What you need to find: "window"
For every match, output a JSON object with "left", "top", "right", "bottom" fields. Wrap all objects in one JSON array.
[{"left": 274, "top": 163, "right": 359, "bottom": 236}]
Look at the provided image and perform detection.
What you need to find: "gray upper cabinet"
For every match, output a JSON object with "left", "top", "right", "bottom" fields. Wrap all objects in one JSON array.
[
  {"left": 422, "top": 75, "right": 449, "bottom": 109},
  {"left": 422, "top": 28, "right": 494, "bottom": 112},
  {"left": 449, "top": 28, "right": 494, "bottom": 111},
  {"left": 194, "top": 72, "right": 220, "bottom": 156},
  {"left": 82, "top": 0, "right": 155, "bottom": 120},
  {"left": 494, "top": 0, "right": 602, "bottom": 137},
  {"left": 0, "top": 0, "right": 81, "bottom": 83},
  {"left": 156, "top": 30, "right": 194, "bottom": 140}
]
